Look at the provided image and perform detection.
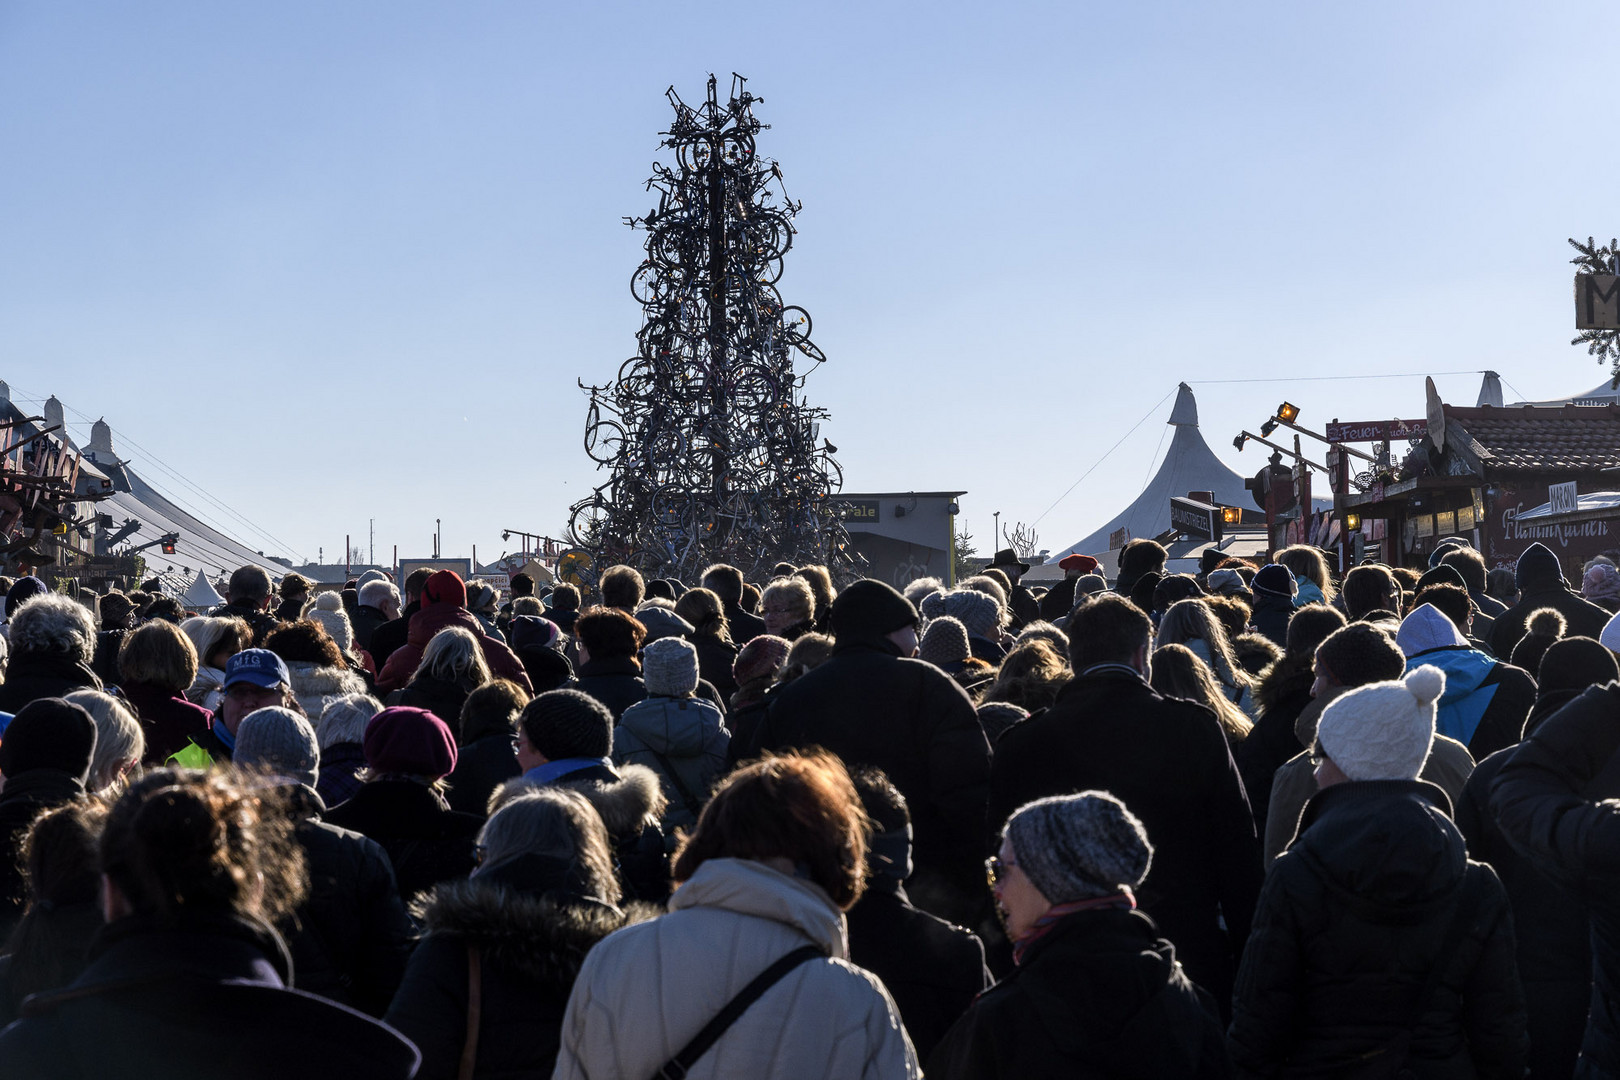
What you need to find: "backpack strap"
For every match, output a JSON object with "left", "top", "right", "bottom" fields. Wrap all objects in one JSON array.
[
  {"left": 457, "top": 944, "right": 482, "bottom": 1080},
  {"left": 651, "top": 944, "right": 822, "bottom": 1080}
]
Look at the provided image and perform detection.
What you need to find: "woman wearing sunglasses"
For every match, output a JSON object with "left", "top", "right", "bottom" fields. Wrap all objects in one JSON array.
[{"left": 929, "top": 791, "right": 1227, "bottom": 1079}]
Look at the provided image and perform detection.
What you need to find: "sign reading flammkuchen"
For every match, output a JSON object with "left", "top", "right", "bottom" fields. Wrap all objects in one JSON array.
[{"left": 1576, "top": 274, "right": 1620, "bottom": 330}]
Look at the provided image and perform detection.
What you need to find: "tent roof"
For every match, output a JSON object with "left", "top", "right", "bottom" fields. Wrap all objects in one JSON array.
[
  {"left": 181, "top": 568, "right": 225, "bottom": 610},
  {"left": 1045, "top": 382, "right": 1328, "bottom": 564}
]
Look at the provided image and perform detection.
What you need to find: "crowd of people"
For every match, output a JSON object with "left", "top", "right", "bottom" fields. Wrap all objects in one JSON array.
[{"left": 0, "top": 535, "right": 1616, "bottom": 1077}]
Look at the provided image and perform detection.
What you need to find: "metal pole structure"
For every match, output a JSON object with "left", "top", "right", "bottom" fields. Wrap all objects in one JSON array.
[
  {"left": 369, "top": 519, "right": 375, "bottom": 566},
  {"left": 435, "top": 520, "right": 441, "bottom": 560},
  {"left": 472, "top": 544, "right": 477, "bottom": 573},
  {"left": 392, "top": 544, "right": 398, "bottom": 580},
  {"left": 994, "top": 511, "right": 1001, "bottom": 553},
  {"left": 345, "top": 534, "right": 350, "bottom": 577}
]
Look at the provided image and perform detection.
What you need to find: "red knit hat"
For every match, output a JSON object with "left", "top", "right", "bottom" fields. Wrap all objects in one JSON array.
[
  {"left": 421, "top": 569, "right": 467, "bottom": 609},
  {"left": 363, "top": 707, "right": 457, "bottom": 778},
  {"left": 1059, "top": 553, "right": 1099, "bottom": 573}
]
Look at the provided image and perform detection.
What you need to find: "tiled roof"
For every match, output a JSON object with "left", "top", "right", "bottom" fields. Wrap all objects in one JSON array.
[{"left": 1447, "top": 404, "right": 1620, "bottom": 473}]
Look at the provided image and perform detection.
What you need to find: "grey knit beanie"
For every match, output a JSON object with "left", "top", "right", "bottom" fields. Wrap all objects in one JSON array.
[
  {"left": 919, "top": 616, "right": 971, "bottom": 668},
  {"left": 642, "top": 636, "right": 699, "bottom": 697},
  {"left": 942, "top": 589, "right": 1000, "bottom": 640},
  {"left": 1005, "top": 791, "right": 1153, "bottom": 903},
  {"left": 235, "top": 707, "right": 319, "bottom": 790}
]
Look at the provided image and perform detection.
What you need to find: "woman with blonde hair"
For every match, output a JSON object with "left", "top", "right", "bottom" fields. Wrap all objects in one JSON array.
[
  {"left": 1149, "top": 643, "right": 1253, "bottom": 744},
  {"left": 1155, "top": 598, "right": 1253, "bottom": 714},
  {"left": 675, "top": 586, "right": 738, "bottom": 700},
  {"left": 1275, "top": 544, "right": 1336, "bottom": 606},
  {"left": 116, "top": 619, "right": 213, "bottom": 766},
  {"left": 794, "top": 565, "right": 838, "bottom": 634},
  {"left": 981, "top": 640, "right": 1071, "bottom": 713},
  {"left": 180, "top": 615, "right": 252, "bottom": 712},
  {"left": 63, "top": 690, "right": 145, "bottom": 793},
  {"left": 386, "top": 625, "right": 492, "bottom": 728},
  {"left": 760, "top": 576, "right": 817, "bottom": 641}
]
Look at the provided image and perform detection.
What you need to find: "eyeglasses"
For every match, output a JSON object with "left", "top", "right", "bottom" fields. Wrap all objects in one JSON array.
[{"left": 985, "top": 854, "right": 1016, "bottom": 889}]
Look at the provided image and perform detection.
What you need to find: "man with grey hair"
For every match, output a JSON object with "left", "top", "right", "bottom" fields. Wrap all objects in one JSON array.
[
  {"left": 235, "top": 706, "right": 413, "bottom": 1016},
  {"left": 213, "top": 564, "right": 280, "bottom": 643},
  {"left": 353, "top": 580, "right": 400, "bottom": 653}
]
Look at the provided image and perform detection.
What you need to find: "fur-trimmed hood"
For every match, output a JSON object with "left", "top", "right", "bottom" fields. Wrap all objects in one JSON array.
[
  {"left": 1253, "top": 650, "right": 1316, "bottom": 718},
  {"left": 415, "top": 879, "right": 641, "bottom": 988},
  {"left": 491, "top": 762, "right": 668, "bottom": 839},
  {"left": 285, "top": 660, "right": 367, "bottom": 720}
]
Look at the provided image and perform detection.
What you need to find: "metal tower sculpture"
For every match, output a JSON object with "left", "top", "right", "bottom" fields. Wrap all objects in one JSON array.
[{"left": 567, "top": 74, "right": 855, "bottom": 583}]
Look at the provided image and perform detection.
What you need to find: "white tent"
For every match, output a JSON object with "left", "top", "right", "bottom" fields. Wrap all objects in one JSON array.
[
  {"left": 181, "top": 569, "right": 225, "bottom": 611},
  {"left": 1507, "top": 376, "right": 1620, "bottom": 408}
]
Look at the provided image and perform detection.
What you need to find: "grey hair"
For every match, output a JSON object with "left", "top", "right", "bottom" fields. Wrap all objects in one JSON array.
[
  {"left": 511, "top": 596, "right": 544, "bottom": 617},
  {"left": 1016, "top": 620, "right": 1070, "bottom": 656},
  {"left": 415, "top": 626, "right": 492, "bottom": 687},
  {"left": 762, "top": 577, "right": 815, "bottom": 622},
  {"left": 902, "top": 576, "right": 946, "bottom": 606},
  {"left": 358, "top": 580, "right": 399, "bottom": 610},
  {"left": 66, "top": 689, "right": 145, "bottom": 793},
  {"left": 181, "top": 616, "right": 237, "bottom": 667},
  {"left": 317, "top": 692, "right": 383, "bottom": 749},
  {"left": 10, "top": 594, "right": 97, "bottom": 664},
  {"left": 476, "top": 786, "right": 621, "bottom": 905},
  {"left": 465, "top": 581, "right": 500, "bottom": 614}
]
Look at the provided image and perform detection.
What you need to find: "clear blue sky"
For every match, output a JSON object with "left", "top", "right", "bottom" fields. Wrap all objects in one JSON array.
[{"left": 2, "top": 2, "right": 1615, "bottom": 567}]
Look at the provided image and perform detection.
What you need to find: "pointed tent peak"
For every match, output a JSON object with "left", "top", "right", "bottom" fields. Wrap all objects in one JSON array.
[
  {"left": 1168, "top": 382, "right": 1198, "bottom": 426},
  {"left": 0, "top": 381, "right": 9, "bottom": 402},
  {"left": 182, "top": 568, "right": 226, "bottom": 611},
  {"left": 89, "top": 418, "right": 114, "bottom": 456},
  {"left": 1476, "top": 371, "right": 1504, "bottom": 408},
  {"left": 44, "top": 395, "right": 64, "bottom": 429}
]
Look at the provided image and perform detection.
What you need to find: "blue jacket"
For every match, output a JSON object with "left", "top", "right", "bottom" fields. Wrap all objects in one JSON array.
[
  {"left": 613, "top": 694, "right": 729, "bottom": 832},
  {"left": 1406, "top": 646, "right": 1535, "bottom": 760}
]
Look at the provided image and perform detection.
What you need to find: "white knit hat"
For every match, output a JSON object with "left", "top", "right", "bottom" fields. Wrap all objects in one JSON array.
[
  {"left": 1315, "top": 665, "right": 1442, "bottom": 782},
  {"left": 304, "top": 592, "right": 354, "bottom": 653},
  {"left": 1600, "top": 609, "right": 1620, "bottom": 654}
]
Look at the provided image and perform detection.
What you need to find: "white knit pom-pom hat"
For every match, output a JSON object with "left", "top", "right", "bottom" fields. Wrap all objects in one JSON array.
[{"left": 1315, "top": 664, "right": 1442, "bottom": 782}]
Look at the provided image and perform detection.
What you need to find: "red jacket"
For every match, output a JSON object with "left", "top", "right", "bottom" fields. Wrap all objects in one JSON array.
[{"left": 375, "top": 604, "right": 533, "bottom": 696}]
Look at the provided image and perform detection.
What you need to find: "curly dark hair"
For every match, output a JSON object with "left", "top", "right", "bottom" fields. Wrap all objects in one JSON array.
[{"left": 263, "top": 619, "right": 344, "bottom": 668}]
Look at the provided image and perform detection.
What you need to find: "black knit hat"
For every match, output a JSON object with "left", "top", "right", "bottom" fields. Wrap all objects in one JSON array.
[
  {"left": 1516, "top": 543, "right": 1565, "bottom": 590},
  {"left": 1152, "top": 573, "right": 1204, "bottom": 612},
  {"left": 0, "top": 698, "right": 96, "bottom": 782},
  {"left": 1416, "top": 563, "right": 1467, "bottom": 593},
  {"left": 520, "top": 689, "right": 614, "bottom": 761},
  {"left": 830, "top": 580, "right": 918, "bottom": 641},
  {"left": 1536, "top": 636, "right": 1619, "bottom": 694}
]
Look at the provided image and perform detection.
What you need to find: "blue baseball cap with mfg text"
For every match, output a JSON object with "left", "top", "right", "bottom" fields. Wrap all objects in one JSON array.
[{"left": 223, "top": 648, "right": 291, "bottom": 690}]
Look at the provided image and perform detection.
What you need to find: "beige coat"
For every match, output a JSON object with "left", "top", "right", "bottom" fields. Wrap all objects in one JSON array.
[{"left": 553, "top": 857, "right": 920, "bottom": 1080}]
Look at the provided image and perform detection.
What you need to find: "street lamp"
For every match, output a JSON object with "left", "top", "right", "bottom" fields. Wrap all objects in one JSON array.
[{"left": 1277, "top": 402, "right": 1301, "bottom": 423}]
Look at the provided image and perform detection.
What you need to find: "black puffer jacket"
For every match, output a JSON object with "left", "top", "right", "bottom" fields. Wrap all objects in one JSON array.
[
  {"left": 278, "top": 786, "right": 414, "bottom": 1016},
  {"left": 324, "top": 777, "right": 483, "bottom": 903},
  {"left": 928, "top": 906, "right": 1229, "bottom": 1080},
  {"left": 691, "top": 633, "right": 738, "bottom": 703},
  {"left": 0, "top": 654, "right": 101, "bottom": 714},
  {"left": 445, "top": 713, "right": 522, "bottom": 819},
  {"left": 386, "top": 673, "right": 475, "bottom": 731},
  {"left": 748, "top": 638, "right": 992, "bottom": 924},
  {"left": 1490, "top": 682, "right": 1620, "bottom": 1079},
  {"left": 990, "top": 667, "right": 1260, "bottom": 1010},
  {"left": 385, "top": 854, "right": 642, "bottom": 1080},
  {"left": 1457, "top": 686, "right": 1595, "bottom": 1080},
  {"left": 1229, "top": 780, "right": 1527, "bottom": 1079},
  {"left": 1247, "top": 593, "right": 1294, "bottom": 648},
  {"left": 1488, "top": 580, "right": 1611, "bottom": 659}
]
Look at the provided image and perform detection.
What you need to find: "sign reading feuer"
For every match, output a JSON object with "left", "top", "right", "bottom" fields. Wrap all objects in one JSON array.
[
  {"left": 1576, "top": 275, "right": 1620, "bottom": 330},
  {"left": 1323, "top": 419, "right": 1427, "bottom": 443}
]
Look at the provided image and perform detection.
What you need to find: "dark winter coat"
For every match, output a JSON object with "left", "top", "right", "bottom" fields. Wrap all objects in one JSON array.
[
  {"left": 990, "top": 665, "right": 1261, "bottom": 1009},
  {"left": 89, "top": 628, "right": 127, "bottom": 686},
  {"left": 1037, "top": 576, "right": 1079, "bottom": 622},
  {"left": 384, "top": 855, "right": 638, "bottom": 1080},
  {"left": 1489, "top": 682, "right": 1620, "bottom": 1078},
  {"left": 1229, "top": 780, "right": 1527, "bottom": 1080},
  {"left": 351, "top": 604, "right": 390, "bottom": 651},
  {"left": 0, "top": 898, "right": 102, "bottom": 1027},
  {"left": 928, "top": 906, "right": 1229, "bottom": 1080},
  {"left": 1456, "top": 687, "right": 1595, "bottom": 1080},
  {"left": 613, "top": 694, "right": 729, "bottom": 832},
  {"left": 0, "top": 911, "right": 420, "bottom": 1079},
  {"left": 1233, "top": 652, "right": 1316, "bottom": 832},
  {"left": 1248, "top": 593, "right": 1294, "bottom": 648},
  {"left": 563, "top": 656, "right": 647, "bottom": 721},
  {"left": 1488, "top": 582, "right": 1611, "bottom": 660},
  {"left": 691, "top": 634, "right": 738, "bottom": 703},
  {"left": 316, "top": 741, "right": 367, "bottom": 807},
  {"left": 748, "top": 637, "right": 993, "bottom": 924},
  {"left": 0, "top": 770, "right": 86, "bottom": 940},
  {"left": 117, "top": 679, "right": 213, "bottom": 765},
  {"left": 845, "top": 877, "right": 991, "bottom": 1061},
  {"left": 446, "top": 735, "right": 521, "bottom": 818},
  {"left": 368, "top": 600, "right": 418, "bottom": 670},
  {"left": 0, "top": 653, "right": 101, "bottom": 715},
  {"left": 279, "top": 786, "right": 414, "bottom": 1016},
  {"left": 386, "top": 672, "right": 476, "bottom": 731},
  {"left": 1405, "top": 646, "right": 1536, "bottom": 761},
  {"left": 512, "top": 643, "right": 573, "bottom": 694},
  {"left": 376, "top": 604, "right": 532, "bottom": 696},
  {"left": 210, "top": 599, "right": 281, "bottom": 644},
  {"left": 722, "top": 599, "right": 767, "bottom": 646},
  {"left": 1006, "top": 583, "right": 1041, "bottom": 631},
  {"left": 324, "top": 777, "right": 484, "bottom": 902}
]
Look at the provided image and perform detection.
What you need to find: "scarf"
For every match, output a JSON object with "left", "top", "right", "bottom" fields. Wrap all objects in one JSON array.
[{"left": 1012, "top": 890, "right": 1136, "bottom": 966}]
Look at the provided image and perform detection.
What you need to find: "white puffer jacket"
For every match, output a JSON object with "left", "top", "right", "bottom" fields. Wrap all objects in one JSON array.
[{"left": 553, "top": 857, "right": 919, "bottom": 1080}]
